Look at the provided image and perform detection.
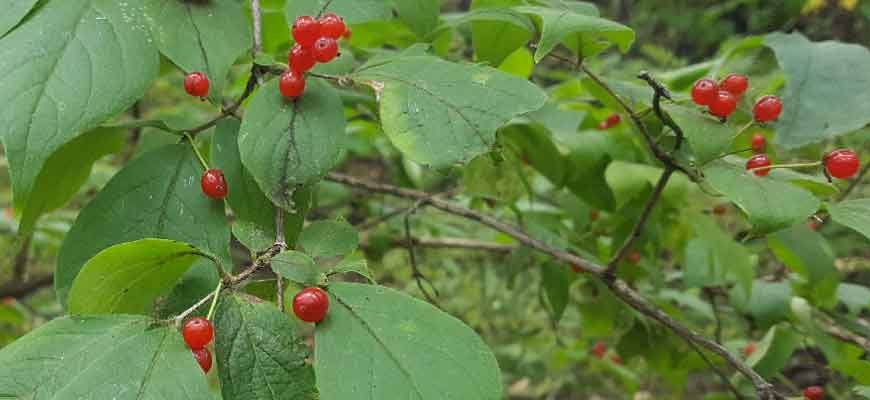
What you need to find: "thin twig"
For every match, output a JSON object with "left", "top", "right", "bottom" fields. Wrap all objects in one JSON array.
[
  {"left": 250, "top": 0, "right": 263, "bottom": 55},
  {"left": 705, "top": 288, "right": 724, "bottom": 344},
  {"left": 838, "top": 159, "right": 870, "bottom": 201},
  {"left": 365, "top": 237, "right": 515, "bottom": 254},
  {"left": 11, "top": 235, "right": 32, "bottom": 283},
  {"left": 686, "top": 337, "right": 747, "bottom": 400},
  {"left": 274, "top": 207, "right": 287, "bottom": 312},
  {"left": 226, "top": 243, "right": 286, "bottom": 286},
  {"left": 0, "top": 274, "right": 53, "bottom": 299},
  {"left": 404, "top": 201, "right": 440, "bottom": 306}
]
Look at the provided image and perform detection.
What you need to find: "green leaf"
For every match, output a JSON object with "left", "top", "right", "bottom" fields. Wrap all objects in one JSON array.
[
  {"left": 663, "top": 104, "right": 732, "bottom": 164},
  {"left": 238, "top": 78, "right": 347, "bottom": 210},
  {"left": 18, "top": 127, "right": 123, "bottom": 234},
  {"left": 830, "top": 360, "right": 870, "bottom": 385},
  {"left": 541, "top": 261, "right": 575, "bottom": 324},
  {"left": 212, "top": 119, "right": 309, "bottom": 250},
  {"left": 561, "top": 132, "right": 616, "bottom": 210},
  {"left": 837, "top": 283, "right": 870, "bottom": 314},
  {"left": 856, "top": 386, "right": 870, "bottom": 399},
  {"left": 765, "top": 32, "right": 870, "bottom": 149},
  {"left": 684, "top": 212, "right": 754, "bottom": 293},
  {"left": 745, "top": 324, "right": 801, "bottom": 379},
  {"left": 500, "top": 124, "right": 566, "bottom": 186},
  {"left": 271, "top": 250, "right": 320, "bottom": 286},
  {"left": 315, "top": 282, "right": 502, "bottom": 400},
  {"left": 298, "top": 219, "right": 359, "bottom": 259},
  {"left": 0, "top": 0, "right": 158, "bottom": 231},
  {"left": 703, "top": 161, "right": 820, "bottom": 233},
  {"left": 143, "top": 0, "right": 252, "bottom": 100},
  {"left": 285, "top": 0, "right": 391, "bottom": 24},
  {"left": 214, "top": 294, "right": 318, "bottom": 400},
  {"left": 730, "top": 281, "right": 792, "bottom": 326},
  {"left": 829, "top": 199, "right": 870, "bottom": 242},
  {"left": 768, "top": 225, "right": 839, "bottom": 307},
  {"left": 394, "top": 0, "right": 439, "bottom": 38},
  {"left": 462, "top": 152, "right": 525, "bottom": 203},
  {"left": 461, "top": 2, "right": 534, "bottom": 66},
  {"left": 514, "top": 5, "right": 634, "bottom": 62},
  {"left": 351, "top": 55, "right": 547, "bottom": 167},
  {"left": 56, "top": 144, "right": 231, "bottom": 307},
  {"left": 329, "top": 252, "right": 375, "bottom": 282},
  {"left": 605, "top": 161, "right": 689, "bottom": 207},
  {"left": 0, "top": 0, "right": 39, "bottom": 36},
  {"left": 0, "top": 315, "right": 211, "bottom": 399},
  {"left": 67, "top": 239, "right": 206, "bottom": 315}
]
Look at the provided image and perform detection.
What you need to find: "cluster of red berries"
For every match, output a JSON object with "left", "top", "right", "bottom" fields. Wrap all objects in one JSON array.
[
  {"left": 589, "top": 341, "right": 622, "bottom": 364},
  {"left": 292, "top": 287, "right": 329, "bottom": 323},
  {"left": 182, "top": 317, "right": 214, "bottom": 373},
  {"left": 282, "top": 14, "right": 348, "bottom": 99},
  {"left": 803, "top": 386, "right": 824, "bottom": 400},
  {"left": 691, "top": 74, "right": 782, "bottom": 122},
  {"left": 597, "top": 113, "right": 621, "bottom": 130}
]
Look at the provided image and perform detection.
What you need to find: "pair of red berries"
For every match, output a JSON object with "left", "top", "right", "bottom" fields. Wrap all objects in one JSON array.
[
  {"left": 281, "top": 14, "right": 347, "bottom": 99},
  {"left": 691, "top": 74, "right": 782, "bottom": 122},
  {"left": 597, "top": 113, "right": 621, "bottom": 130},
  {"left": 803, "top": 386, "right": 824, "bottom": 400},
  {"left": 745, "top": 148, "right": 860, "bottom": 179},
  {"left": 292, "top": 287, "right": 329, "bottom": 323},
  {"left": 201, "top": 169, "right": 228, "bottom": 200},
  {"left": 182, "top": 317, "right": 215, "bottom": 373}
]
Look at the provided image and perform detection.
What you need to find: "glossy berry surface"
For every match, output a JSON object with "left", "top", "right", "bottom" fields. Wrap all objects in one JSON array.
[
  {"left": 597, "top": 113, "right": 621, "bottom": 130},
  {"left": 279, "top": 71, "right": 305, "bottom": 99},
  {"left": 289, "top": 44, "right": 316, "bottom": 73},
  {"left": 292, "top": 16, "right": 320, "bottom": 47},
  {"left": 750, "top": 134, "right": 766, "bottom": 153},
  {"left": 803, "top": 386, "right": 824, "bottom": 400},
  {"left": 319, "top": 13, "right": 346, "bottom": 39},
  {"left": 824, "top": 149, "right": 860, "bottom": 179},
  {"left": 293, "top": 287, "right": 329, "bottom": 323},
  {"left": 708, "top": 90, "right": 737, "bottom": 118},
  {"left": 745, "top": 154, "right": 772, "bottom": 177},
  {"left": 590, "top": 341, "right": 607, "bottom": 359},
  {"left": 691, "top": 79, "right": 718, "bottom": 106},
  {"left": 192, "top": 348, "right": 212, "bottom": 373},
  {"left": 200, "top": 169, "right": 228, "bottom": 200},
  {"left": 312, "top": 37, "right": 339, "bottom": 63},
  {"left": 720, "top": 73, "right": 749, "bottom": 97},
  {"left": 182, "top": 317, "right": 214, "bottom": 350},
  {"left": 184, "top": 72, "right": 209, "bottom": 98},
  {"left": 753, "top": 95, "right": 782, "bottom": 122}
]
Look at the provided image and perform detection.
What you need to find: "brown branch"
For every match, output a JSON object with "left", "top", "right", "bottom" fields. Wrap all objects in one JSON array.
[
  {"left": 11, "top": 235, "right": 32, "bottom": 283},
  {"left": 325, "top": 171, "right": 783, "bottom": 399},
  {"left": 0, "top": 274, "right": 53, "bottom": 299},
  {"left": 226, "top": 242, "right": 286, "bottom": 286},
  {"left": 250, "top": 0, "right": 263, "bottom": 55},
  {"left": 373, "top": 237, "right": 516, "bottom": 254},
  {"left": 404, "top": 203, "right": 440, "bottom": 306}
]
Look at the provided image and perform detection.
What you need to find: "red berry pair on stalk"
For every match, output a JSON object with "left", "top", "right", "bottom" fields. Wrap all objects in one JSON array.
[
  {"left": 691, "top": 74, "right": 782, "bottom": 122},
  {"left": 283, "top": 14, "right": 347, "bottom": 99},
  {"left": 182, "top": 317, "right": 215, "bottom": 373},
  {"left": 745, "top": 148, "right": 860, "bottom": 179}
]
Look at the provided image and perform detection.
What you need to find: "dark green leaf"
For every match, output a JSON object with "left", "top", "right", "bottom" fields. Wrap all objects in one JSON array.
[
  {"left": 459, "top": 2, "right": 534, "bottom": 66},
  {"left": 0, "top": 0, "right": 39, "bottom": 36},
  {"left": 329, "top": 252, "right": 375, "bottom": 282},
  {"left": 298, "top": 219, "right": 359, "bottom": 259},
  {"left": 213, "top": 294, "right": 318, "bottom": 400},
  {"left": 684, "top": 212, "right": 754, "bottom": 293},
  {"left": 769, "top": 225, "right": 839, "bottom": 307},
  {"left": 394, "top": 0, "right": 439, "bottom": 38},
  {"left": 238, "top": 78, "right": 347, "bottom": 210},
  {"left": 56, "top": 144, "right": 231, "bottom": 306},
  {"left": 745, "top": 324, "right": 801, "bottom": 379},
  {"left": 663, "top": 104, "right": 732, "bottom": 164},
  {"left": 0, "top": 0, "right": 158, "bottom": 231},
  {"left": 462, "top": 152, "right": 525, "bottom": 202},
  {"left": 0, "top": 315, "right": 211, "bottom": 399},
  {"left": 730, "top": 281, "right": 792, "bottom": 326},
  {"left": 271, "top": 250, "right": 320, "bottom": 286},
  {"left": 500, "top": 123, "right": 567, "bottom": 186},
  {"left": 68, "top": 239, "right": 206, "bottom": 315},
  {"left": 829, "top": 199, "right": 870, "bottom": 242},
  {"left": 315, "top": 282, "right": 502, "bottom": 400},
  {"left": 352, "top": 55, "right": 547, "bottom": 167},
  {"left": 514, "top": 5, "right": 634, "bottom": 62},
  {"left": 765, "top": 32, "right": 870, "bottom": 149},
  {"left": 541, "top": 261, "right": 575, "bottom": 324},
  {"left": 285, "top": 0, "right": 391, "bottom": 24}
]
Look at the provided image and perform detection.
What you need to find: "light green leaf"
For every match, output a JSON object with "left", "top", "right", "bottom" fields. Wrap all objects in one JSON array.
[
  {"left": 0, "top": 0, "right": 158, "bottom": 230},
  {"left": 745, "top": 324, "right": 801, "bottom": 379},
  {"left": 298, "top": 219, "right": 359, "bottom": 259},
  {"left": 663, "top": 104, "right": 733, "bottom": 164},
  {"left": 285, "top": 0, "right": 391, "bottom": 24},
  {"left": 315, "top": 282, "right": 502, "bottom": 400},
  {"left": 214, "top": 294, "right": 318, "bottom": 400},
  {"left": 830, "top": 360, "right": 870, "bottom": 385},
  {"left": 605, "top": 161, "right": 689, "bottom": 207},
  {"left": 0, "top": 315, "right": 211, "bottom": 399},
  {"left": 394, "top": 0, "right": 439, "bottom": 38},
  {"left": 271, "top": 250, "right": 320, "bottom": 286},
  {"left": 352, "top": 55, "right": 547, "bottom": 167},
  {"left": 765, "top": 32, "right": 870, "bottom": 149},
  {"left": 730, "top": 280, "right": 792, "bottom": 326},
  {"left": 856, "top": 386, "right": 870, "bottom": 398},
  {"left": 514, "top": 5, "right": 634, "bottom": 62},
  {"left": 684, "top": 212, "right": 754, "bottom": 293},
  {"left": 460, "top": 1, "right": 534, "bottom": 66},
  {"left": 212, "top": 119, "right": 309, "bottom": 250},
  {"left": 703, "top": 161, "right": 820, "bottom": 233},
  {"left": 329, "top": 252, "right": 375, "bottom": 282},
  {"left": 143, "top": 0, "right": 252, "bottom": 100},
  {"left": 68, "top": 239, "right": 206, "bottom": 315},
  {"left": 56, "top": 144, "right": 231, "bottom": 307},
  {"left": 837, "top": 283, "right": 870, "bottom": 314},
  {"left": 0, "top": 0, "right": 39, "bottom": 36},
  {"left": 19, "top": 127, "right": 123, "bottom": 234},
  {"left": 238, "top": 78, "right": 347, "bottom": 210},
  {"left": 829, "top": 199, "right": 870, "bottom": 242},
  {"left": 768, "top": 225, "right": 839, "bottom": 307},
  {"left": 463, "top": 152, "right": 525, "bottom": 203}
]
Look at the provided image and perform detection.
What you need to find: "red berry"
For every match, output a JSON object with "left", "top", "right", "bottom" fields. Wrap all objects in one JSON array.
[
  {"left": 745, "top": 154, "right": 772, "bottom": 177},
  {"left": 319, "top": 13, "right": 346, "bottom": 39},
  {"left": 200, "top": 169, "right": 228, "bottom": 200},
  {"left": 720, "top": 73, "right": 749, "bottom": 97},
  {"left": 627, "top": 250, "right": 641, "bottom": 264},
  {"left": 807, "top": 221, "right": 819, "bottom": 231},
  {"left": 590, "top": 341, "right": 607, "bottom": 359},
  {"left": 750, "top": 134, "right": 766, "bottom": 153},
  {"left": 279, "top": 71, "right": 305, "bottom": 99},
  {"left": 606, "top": 113, "right": 620, "bottom": 127},
  {"left": 824, "top": 149, "right": 860, "bottom": 179},
  {"left": 292, "top": 16, "right": 320, "bottom": 47},
  {"left": 293, "top": 287, "right": 329, "bottom": 323},
  {"left": 288, "top": 44, "right": 316, "bottom": 73},
  {"left": 753, "top": 95, "right": 782, "bottom": 122},
  {"left": 610, "top": 354, "right": 622, "bottom": 364},
  {"left": 192, "top": 348, "right": 212, "bottom": 373},
  {"left": 182, "top": 317, "right": 214, "bottom": 350},
  {"left": 712, "top": 205, "right": 727, "bottom": 215},
  {"left": 589, "top": 209, "right": 600, "bottom": 221},
  {"left": 691, "top": 79, "right": 718, "bottom": 106},
  {"left": 803, "top": 386, "right": 824, "bottom": 400},
  {"left": 743, "top": 342, "right": 756, "bottom": 357},
  {"left": 708, "top": 90, "right": 738, "bottom": 119},
  {"left": 184, "top": 72, "right": 209, "bottom": 98},
  {"left": 312, "top": 37, "right": 339, "bottom": 63}
]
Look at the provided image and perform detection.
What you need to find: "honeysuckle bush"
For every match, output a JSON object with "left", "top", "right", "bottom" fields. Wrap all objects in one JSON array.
[{"left": 0, "top": 1, "right": 869, "bottom": 399}]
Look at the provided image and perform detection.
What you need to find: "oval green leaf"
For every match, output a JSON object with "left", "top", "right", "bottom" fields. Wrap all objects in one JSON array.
[{"left": 829, "top": 199, "right": 870, "bottom": 242}]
